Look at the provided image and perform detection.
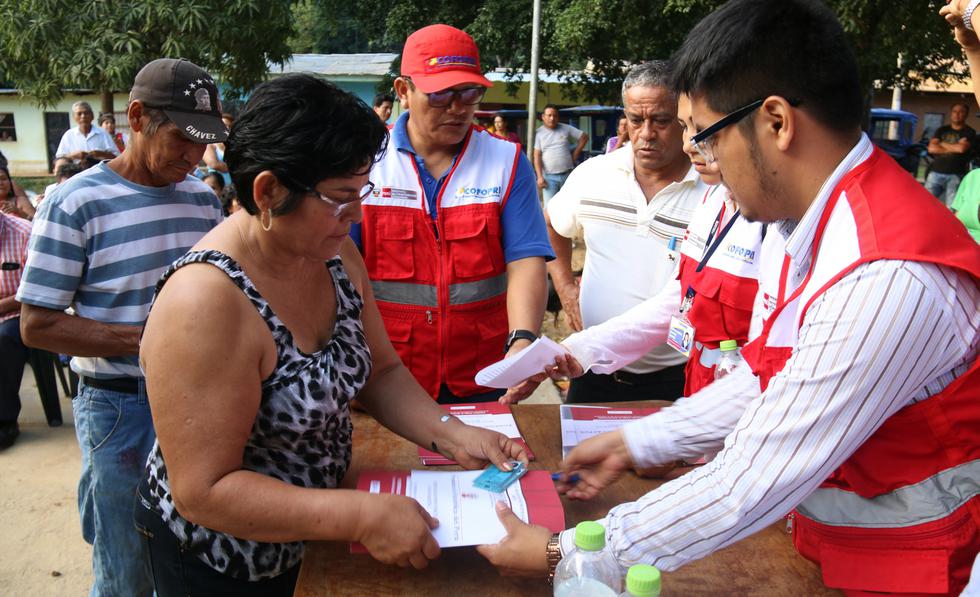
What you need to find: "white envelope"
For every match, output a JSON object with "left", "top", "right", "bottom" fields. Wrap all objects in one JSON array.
[{"left": 475, "top": 336, "right": 567, "bottom": 388}]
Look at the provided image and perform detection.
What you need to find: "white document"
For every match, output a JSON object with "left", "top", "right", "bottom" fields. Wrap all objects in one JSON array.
[
  {"left": 560, "top": 404, "right": 662, "bottom": 457},
  {"left": 409, "top": 470, "right": 529, "bottom": 547},
  {"left": 442, "top": 405, "right": 521, "bottom": 437},
  {"left": 475, "top": 336, "right": 568, "bottom": 388}
]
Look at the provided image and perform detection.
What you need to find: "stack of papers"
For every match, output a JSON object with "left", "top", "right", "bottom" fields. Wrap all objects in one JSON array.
[
  {"left": 560, "top": 404, "right": 662, "bottom": 457},
  {"left": 352, "top": 469, "right": 564, "bottom": 549},
  {"left": 419, "top": 403, "right": 535, "bottom": 465},
  {"left": 474, "top": 336, "right": 567, "bottom": 388}
]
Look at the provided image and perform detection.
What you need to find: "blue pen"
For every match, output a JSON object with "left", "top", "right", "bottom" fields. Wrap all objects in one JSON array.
[{"left": 551, "top": 472, "right": 581, "bottom": 484}]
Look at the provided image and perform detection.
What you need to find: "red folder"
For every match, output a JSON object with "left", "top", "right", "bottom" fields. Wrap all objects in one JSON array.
[
  {"left": 418, "top": 402, "right": 535, "bottom": 465},
  {"left": 566, "top": 404, "right": 662, "bottom": 421},
  {"left": 351, "top": 470, "right": 565, "bottom": 553}
]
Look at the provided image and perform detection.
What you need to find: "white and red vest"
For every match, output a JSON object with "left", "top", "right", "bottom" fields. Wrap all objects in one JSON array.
[
  {"left": 361, "top": 126, "right": 520, "bottom": 398},
  {"left": 742, "top": 148, "right": 980, "bottom": 596},
  {"left": 676, "top": 184, "right": 765, "bottom": 394}
]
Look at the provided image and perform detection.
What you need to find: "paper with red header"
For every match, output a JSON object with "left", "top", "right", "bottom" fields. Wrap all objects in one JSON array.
[
  {"left": 560, "top": 404, "right": 662, "bottom": 457},
  {"left": 352, "top": 470, "right": 564, "bottom": 550},
  {"left": 474, "top": 335, "right": 567, "bottom": 388},
  {"left": 418, "top": 402, "right": 535, "bottom": 465}
]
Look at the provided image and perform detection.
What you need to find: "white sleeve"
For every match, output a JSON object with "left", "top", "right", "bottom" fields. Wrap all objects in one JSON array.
[
  {"left": 545, "top": 167, "right": 585, "bottom": 238},
  {"left": 55, "top": 131, "right": 71, "bottom": 158},
  {"left": 583, "top": 261, "right": 978, "bottom": 573},
  {"left": 97, "top": 129, "right": 120, "bottom": 155},
  {"left": 562, "top": 278, "right": 681, "bottom": 374}
]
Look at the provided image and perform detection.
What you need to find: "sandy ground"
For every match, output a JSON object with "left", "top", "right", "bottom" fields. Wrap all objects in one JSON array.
[
  {"left": 0, "top": 359, "right": 567, "bottom": 596},
  {"left": 0, "top": 370, "right": 90, "bottom": 596}
]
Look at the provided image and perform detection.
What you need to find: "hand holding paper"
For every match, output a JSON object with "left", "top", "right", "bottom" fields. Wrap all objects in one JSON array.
[
  {"left": 475, "top": 336, "right": 568, "bottom": 389},
  {"left": 355, "top": 492, "right": 441, "bottom": 569},
  {"left": 475, "top": 502, "right": 555, "bottom": 578}
]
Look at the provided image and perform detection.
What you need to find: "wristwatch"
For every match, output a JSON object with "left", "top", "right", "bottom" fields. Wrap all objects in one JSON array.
[
  {"left": 503, "top": 329, "right": 537, "bottom": 354},
  {"left": 545, "top": 533, "right": 562, "bottom": 585},
  {"left": 966, "top": 0, "right": 980, "bottom": 31}
]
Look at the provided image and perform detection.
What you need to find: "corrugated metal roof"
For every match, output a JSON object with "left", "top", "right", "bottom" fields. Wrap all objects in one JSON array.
[{"left": 270, "top": 53, "right": 398, "bottom": 77}]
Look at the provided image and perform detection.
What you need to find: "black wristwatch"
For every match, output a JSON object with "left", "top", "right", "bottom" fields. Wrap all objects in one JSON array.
[{"left": 504, "top": 329, "right": 537, "bottom": 354}]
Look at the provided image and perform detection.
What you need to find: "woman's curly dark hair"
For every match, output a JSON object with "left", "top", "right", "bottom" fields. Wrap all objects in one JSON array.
[{"left": 224, "top": 73, "right": 389, "bottom": 216}]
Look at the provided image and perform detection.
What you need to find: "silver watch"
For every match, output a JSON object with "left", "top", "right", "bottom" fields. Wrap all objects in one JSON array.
[{"left": 965, "top": 0, "right": 980, "bottom": 31}]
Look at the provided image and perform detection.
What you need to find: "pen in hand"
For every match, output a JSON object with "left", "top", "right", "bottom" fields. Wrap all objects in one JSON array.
[{"left": 551, "top": 472, "right": 581, "bottom": 485}]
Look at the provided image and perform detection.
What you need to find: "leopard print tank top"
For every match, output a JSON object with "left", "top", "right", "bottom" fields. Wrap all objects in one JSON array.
[{"left": 141, "top": 249, "right": 371, "bottom": 581}]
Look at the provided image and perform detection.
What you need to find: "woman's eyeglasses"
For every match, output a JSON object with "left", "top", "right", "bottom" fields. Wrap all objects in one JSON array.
[{"left": 282, "top": 174, "right": 375, "bottom": 218}]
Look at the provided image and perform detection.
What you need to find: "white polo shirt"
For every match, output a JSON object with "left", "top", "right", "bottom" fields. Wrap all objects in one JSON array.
[
  {"left": 547, "top": 144, "right": 705, "bottom": 373},
  {"left": 55, "top": 126, "right": 119, "bottom": 159}
]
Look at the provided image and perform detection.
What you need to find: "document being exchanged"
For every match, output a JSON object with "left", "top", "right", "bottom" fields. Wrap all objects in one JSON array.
[
  {"left": 475, "top": 336, "right": 567, "bottom": 388},
  {"left": 354, "top": 469, "right": 564, "bottom": 549}
]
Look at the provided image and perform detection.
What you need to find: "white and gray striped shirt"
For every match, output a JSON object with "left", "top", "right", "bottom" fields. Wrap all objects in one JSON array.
[{"left": 559, "top": 155, "right": 980, "bottom": 572}]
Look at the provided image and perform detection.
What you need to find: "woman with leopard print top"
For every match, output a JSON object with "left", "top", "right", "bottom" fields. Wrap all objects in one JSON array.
[{"left": 136, "top": 74, "right": 529, "bottom": 596}]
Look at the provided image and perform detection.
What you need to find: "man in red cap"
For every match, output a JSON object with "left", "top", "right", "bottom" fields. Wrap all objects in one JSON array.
[{"left": 352, "top": 24, "right": 554, "bottom": 403}]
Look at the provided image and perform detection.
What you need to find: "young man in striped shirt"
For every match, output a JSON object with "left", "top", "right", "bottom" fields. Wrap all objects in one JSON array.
[
  {"left": 17, "top": 58, "right": 226, "bottom": 597},
  {"left": 479, "top": 1, "right": 980, "bottom": 594}
]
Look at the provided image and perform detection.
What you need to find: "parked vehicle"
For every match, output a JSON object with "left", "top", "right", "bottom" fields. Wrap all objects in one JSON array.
[{"left": 867, "top": 108, "right": 926, "bottom": 175}]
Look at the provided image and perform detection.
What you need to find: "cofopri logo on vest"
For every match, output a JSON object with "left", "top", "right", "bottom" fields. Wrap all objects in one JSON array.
[{"left": 455, "top": 185, "right": 502, "bottom": 200}]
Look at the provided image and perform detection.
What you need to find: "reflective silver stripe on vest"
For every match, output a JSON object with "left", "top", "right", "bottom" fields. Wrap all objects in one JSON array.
[
  {"left": 449, "top": 273, "right": 506, "bottom": 305},
  {"left": 371, "top": 280, "right": 438, "bottom": 307},
  {"left": 796, "top": 459, "right": 980, "bottom": 528},
  {"left": 371, "top": 273, "right": 506, "bottom": 308}
]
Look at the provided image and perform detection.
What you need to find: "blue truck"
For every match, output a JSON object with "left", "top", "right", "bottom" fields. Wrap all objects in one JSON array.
[{"left": 867, "top": 108, "right": 926, "bottom": 175}]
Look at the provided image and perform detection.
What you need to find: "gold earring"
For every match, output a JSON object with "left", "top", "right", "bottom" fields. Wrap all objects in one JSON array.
[{"left": 260, "top": 209, "right": 272, "bottom": 232}]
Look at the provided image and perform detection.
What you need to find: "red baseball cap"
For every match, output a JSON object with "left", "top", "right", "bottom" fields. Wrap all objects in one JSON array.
[{"left": 400, "top": 24, "right": 493, "bottom": 93}]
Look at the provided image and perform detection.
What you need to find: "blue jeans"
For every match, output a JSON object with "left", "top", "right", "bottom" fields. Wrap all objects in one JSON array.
[
  {"left": 74, "top": 381, "right": 156, "bottom": 597},
  {"left": 924, "top": 171, "right": 962, "bottom": 207},
  {"left": 542, "top": 171, "right": 571, "bottom": 205},
  {"left": 0, "top": 317, "right": 28, "bottom": 422}
]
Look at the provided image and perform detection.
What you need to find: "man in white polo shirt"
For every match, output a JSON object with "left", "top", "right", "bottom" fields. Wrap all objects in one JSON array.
[
  {"left": 544, "top": 61, "right": 705, "bottom": 403},
  {"left": 54, "top": 101, "right": 119, "bottom": 170}
]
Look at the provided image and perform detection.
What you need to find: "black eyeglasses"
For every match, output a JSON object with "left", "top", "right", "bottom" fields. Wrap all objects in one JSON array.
[
  {"left": 405, "top": 78, "right": 485, "bottom": 108},
  {"left": 689, "top": 99, "right": 764, "bottom": 164}
]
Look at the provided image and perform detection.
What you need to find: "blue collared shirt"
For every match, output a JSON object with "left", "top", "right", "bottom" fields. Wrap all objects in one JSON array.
[{"left": 352, "top": 112, "right": 553, "bottom": 263}]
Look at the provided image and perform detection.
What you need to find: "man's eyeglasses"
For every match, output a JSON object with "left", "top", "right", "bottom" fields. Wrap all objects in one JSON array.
[
  {"left": 283, "top": 175, "right": 375, "bottom": 218},
  {"left": 405, "top": 78, "right": 485, "bottom": 108},
  {"left": 690, "top": 99, "right": 764, "bottom": 164}
]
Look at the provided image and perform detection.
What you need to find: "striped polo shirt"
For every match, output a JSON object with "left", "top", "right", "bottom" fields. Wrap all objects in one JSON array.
[
  {"left": 17, "top": 161, "right": 222, "bottom": 379},
  {"left": 547, "top": 145, "right": 704, "bottom": 374}
]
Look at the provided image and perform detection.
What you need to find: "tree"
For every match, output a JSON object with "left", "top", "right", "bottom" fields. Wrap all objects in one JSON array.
[
  {"left": 0, "top": 0, "right": 296, "bottom": 113},
  {"left": 666, "top": 0, "right": 966, "bottom": 107},
  {"left": 306, "top": 0, "right": 967, "bottom": 106}
]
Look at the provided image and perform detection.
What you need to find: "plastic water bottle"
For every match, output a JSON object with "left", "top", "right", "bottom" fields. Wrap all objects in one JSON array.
[
  {"left": 714, "top": 339, "right": 744, "bottom": 380},
  {"left": 554, "top": 521, "right": 622, "bottom": 596},
  {"left": 618, "top": 564, "right": 661, "bottom": 597}
]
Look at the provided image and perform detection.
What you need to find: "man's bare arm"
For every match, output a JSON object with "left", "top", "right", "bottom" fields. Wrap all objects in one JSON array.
[
  {"left": 571, "top": 133, "right": 589, "bottom": 164},
  {"left": 20, "top": 303, "right": 141, "bottom": 356}
]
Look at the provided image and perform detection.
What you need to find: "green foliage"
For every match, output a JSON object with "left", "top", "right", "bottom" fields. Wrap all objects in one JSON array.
[
  {"left": 666, "top": 0, "right": 966, "bottom": 102},
  {"left": 0, "top": 0, "right": 296, "bottom": 106}
]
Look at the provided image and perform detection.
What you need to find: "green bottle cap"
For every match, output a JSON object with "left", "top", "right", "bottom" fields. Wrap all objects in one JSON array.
[
  {"left": 626, "top": 564, "right": 662, "bottom": 596},
  {"left": 573, "top": 521, "right": 606, "bottom": 551},
  {"left": 719, "top": 339, "right": 738, "bottom": 351}
]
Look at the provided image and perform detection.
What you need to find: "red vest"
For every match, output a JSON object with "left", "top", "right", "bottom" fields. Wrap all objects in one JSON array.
[
  {"left": 361, "top": 127, "right": 520, "bottom": 398},
  {"left": 676, "top": 185, "right": 764, "bottom": 395},
  {"left": 742, "top": 148, "right": 980, "bottom": 596}
]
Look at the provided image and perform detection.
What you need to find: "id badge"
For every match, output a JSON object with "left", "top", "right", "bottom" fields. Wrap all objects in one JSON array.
[{"left": 666, "top": 315, "right": 696, "bottom": 357}]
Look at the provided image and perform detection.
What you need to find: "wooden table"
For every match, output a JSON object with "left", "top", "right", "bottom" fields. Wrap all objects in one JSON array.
[{"left": 295, "top": 403, "right": 839, "bottom": 596}]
